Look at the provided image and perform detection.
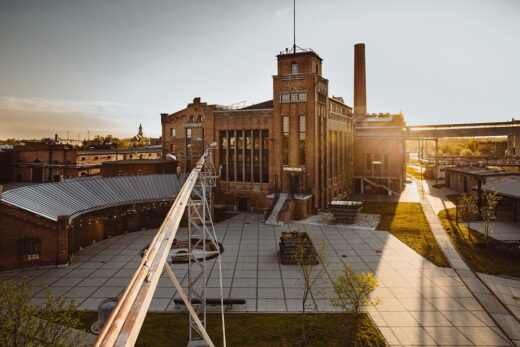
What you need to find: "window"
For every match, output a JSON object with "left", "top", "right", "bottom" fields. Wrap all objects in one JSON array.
[
  {"left": 53, "top": 175, "right": 60, "bottom": 182},
  {"left": 18, "top": 238, "right": 41, "bottom": 262},
  {"left": 186, "top": 128, "right": 192, "bottom": 139},
  {"left": 107, "top": 156, "right": 111, "bottom": 160},
  {"left": 81, "top": 157, "right": 85, "bottom": 161},
  {"left": 170, "top": 128, "right": 176, "bottom": 137},
  {"left": 94, "top": 156, "right": 98, "bottom": 160},
  {"left": 280, "top": 91, "right": 307, "bottom": 103},
  {"left": 261, "top": 130, "right": 269, "bottom": 183},
  {"left": 282, "top": 116, "right": 289, "bottom": 165},
  {"left": 291, "top": 63, "right": 298, "bottom": 74},
  {"left": 299, "top": 116, "right": 306, "bottom": 165}
]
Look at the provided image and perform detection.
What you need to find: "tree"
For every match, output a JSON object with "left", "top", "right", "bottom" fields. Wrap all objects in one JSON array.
[
  {"left": 0, "top": 279, "right": 84, "bottom": 346},
  {"left": 330, "top": 264, "right": 380, "bottom": 345},
  {"left": 458, "top": 192, "right": 478, "bottom": 239},
  {"left": 292, "top": 234, "right": 327, "bottom": 346},
  {"left": 482, "top": 190, "right": 501, "bottom": 247}
]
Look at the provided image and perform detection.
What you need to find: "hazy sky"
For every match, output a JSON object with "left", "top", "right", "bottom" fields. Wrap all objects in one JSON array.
[{"left": 1, "top": 0, "right": 519, "bottom": 139}]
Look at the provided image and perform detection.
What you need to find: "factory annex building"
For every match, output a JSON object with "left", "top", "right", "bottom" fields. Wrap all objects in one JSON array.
[{"left": 162, "top": 44, "right": 406, "bottom": 220}]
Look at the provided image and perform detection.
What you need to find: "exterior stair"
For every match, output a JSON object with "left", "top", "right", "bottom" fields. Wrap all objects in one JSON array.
[
  {"left": 265, "top": 193, "right": 288, "bottom": 225},
  {"left": 362, "top": 177, "right": 398, "bottom": 196}
]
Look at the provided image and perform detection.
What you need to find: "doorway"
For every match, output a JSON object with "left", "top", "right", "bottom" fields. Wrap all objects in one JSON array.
[
  {"left": 238, "top": 198, "right": 248, "bottom": 212},
  {"left": 32, "top": 167, "right": 43, "bottom": 183}
]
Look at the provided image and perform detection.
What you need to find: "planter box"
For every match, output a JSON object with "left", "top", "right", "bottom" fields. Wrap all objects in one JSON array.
[
  {"left": 279, "top": 231, "right": 319, "bottom": 265},
  {"left": 329, "top": 201, "right": 364, "bottom": 224}
]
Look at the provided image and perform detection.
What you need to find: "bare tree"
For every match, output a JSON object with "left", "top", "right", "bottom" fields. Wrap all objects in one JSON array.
[
  {"left": 292, "top": 233, "right": 327, "bottom": 346},
  {"left": 458, "top": 191, "right": 478, "bottom": 239},
  {"left": 330, "top": 264, "right": 380, "bottom": 345},
  {"left": 0, "top": 278, "right": 84, "bottom": 346},
  {"left": 482, "top": 190, "right": 501, "bottom": 247}
]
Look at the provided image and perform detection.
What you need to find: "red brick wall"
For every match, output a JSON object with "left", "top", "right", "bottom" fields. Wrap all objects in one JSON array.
[{"left": 0, "top": 203, "right": 67, "bottom": 271}]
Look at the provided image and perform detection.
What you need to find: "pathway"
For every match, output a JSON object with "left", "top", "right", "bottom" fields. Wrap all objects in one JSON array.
[{"left": 418, "top": 179, "right": 520, "bottom": 346}]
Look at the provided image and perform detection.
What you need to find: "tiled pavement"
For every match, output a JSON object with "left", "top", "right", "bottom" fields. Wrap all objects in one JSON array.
[
  {"left": 419, "top": 181, "right": 520, "bottom": 346},
  {"left": 479, "top": 273, "right": 520, "bottom": 321},
  {"left": 0, "top": 212, "right": 515, "bottom": 346}
]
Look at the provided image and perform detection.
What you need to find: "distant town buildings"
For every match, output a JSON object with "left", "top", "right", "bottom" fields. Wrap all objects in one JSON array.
[{"left": 0, "top": 141, "right": 162, "bottom": 184}]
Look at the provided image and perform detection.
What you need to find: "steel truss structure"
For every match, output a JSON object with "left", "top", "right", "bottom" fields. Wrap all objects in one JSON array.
[{"left": 94, "top": 148, "right": 226, "bottom": 347}]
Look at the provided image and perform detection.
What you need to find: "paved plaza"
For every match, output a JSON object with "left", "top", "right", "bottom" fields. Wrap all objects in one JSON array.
[{"left": 1, "top": 212, "right": 516, "bottom": 346}]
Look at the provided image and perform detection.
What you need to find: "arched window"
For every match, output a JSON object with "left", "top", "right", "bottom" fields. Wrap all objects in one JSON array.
[{"left": 18, "top": 237, "right": 41, "bottom": 262}]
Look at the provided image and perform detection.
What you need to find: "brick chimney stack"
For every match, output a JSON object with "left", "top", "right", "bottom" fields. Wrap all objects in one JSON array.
[{"left": 354, "top": 43, "right": 367, "bottom": 115}]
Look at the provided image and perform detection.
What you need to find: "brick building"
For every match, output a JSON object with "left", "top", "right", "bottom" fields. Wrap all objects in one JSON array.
[
  {"left": 162, "top": 48, "right": 355, "bottom": 219},
  {"left": 0, "top": 142, "right": 163, "bottom": 183},
  {"left": 0, "top": 175, "right": 184, "bottom": 270},
  {"left": 101, "top": 159, "right": 177, "bottom": 177},
  {"left": 352, "top": 43, "right": 407, "bottom": 194}
]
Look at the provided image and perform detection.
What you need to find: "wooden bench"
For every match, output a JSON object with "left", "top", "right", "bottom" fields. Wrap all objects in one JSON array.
[{"left": 173, "top": 298, "right": 246, "bottom": 311}]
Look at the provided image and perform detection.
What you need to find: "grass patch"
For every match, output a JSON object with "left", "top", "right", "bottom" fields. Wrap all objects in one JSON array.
[
  {"left": 362, "top": 202, "right": 450, "bottom": 267},
  {"left": 78, "top": 312, "right": 385, "bottom": 346},
  {"left": 406, "top": 166, "right": 423, "bottom": 180},
  {"left": 438, "top": 208, "right": 520, "bottom": 278}
]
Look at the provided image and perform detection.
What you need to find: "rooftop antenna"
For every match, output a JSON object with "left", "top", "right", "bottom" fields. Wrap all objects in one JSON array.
[{"left": 293, "top": 0, "right": 296, "bottom": 52}]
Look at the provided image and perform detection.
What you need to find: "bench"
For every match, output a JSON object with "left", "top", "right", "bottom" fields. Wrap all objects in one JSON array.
[{"left": 173, "top": 298, "right": 246, "bottom": 311}]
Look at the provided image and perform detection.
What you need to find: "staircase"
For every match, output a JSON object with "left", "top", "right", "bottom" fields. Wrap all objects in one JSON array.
[
  {"left": 362, "top": 177, "right": 398, "bottom": 196},
  {"left": 265, "top": 193, "right": 288, "bottom": 225}
]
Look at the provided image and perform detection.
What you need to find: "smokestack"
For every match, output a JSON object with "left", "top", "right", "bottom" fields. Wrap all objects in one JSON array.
[{"left": 354, "top": 43, "right": 367, "bottom": 115}]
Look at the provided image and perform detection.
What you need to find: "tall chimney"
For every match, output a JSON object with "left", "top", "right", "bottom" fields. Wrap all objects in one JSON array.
[{"left": 354, "top": 43, "right": 367, "bottom": 115}]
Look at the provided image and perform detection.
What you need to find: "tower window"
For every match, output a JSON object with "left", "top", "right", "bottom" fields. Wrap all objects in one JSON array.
[
  {"left": 299, "top": 116, "right": 306, "bottom": 165},
  {"left": 282, "top": 116, "right": 289, "bottom": 165},
  {"left": 291, "top": 63, "right": 298, "bottom": 75}
]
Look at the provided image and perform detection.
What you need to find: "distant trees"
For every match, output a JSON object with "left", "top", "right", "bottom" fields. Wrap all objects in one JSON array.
[{"left": 0, "top": 279, "right": 84, "bottom": 346}]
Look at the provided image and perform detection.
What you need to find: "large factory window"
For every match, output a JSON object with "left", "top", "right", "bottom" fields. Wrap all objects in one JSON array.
[
  {"left": 237, "top": 130, "right": 244, "bottom": 182},
  {"left": 282, "top": 116, "right": 289, "bottom": 165},
  {"left": 245, "top": 130, "right": 252, "bottom": 182},
  {"left": 229, "top": 132, "right": 235, "bottom": 181},
  {"left": 299, "top": 115, "right": 306, "bottom": 166},
  {"left": 220, "top": 131, "right": 228, "bottom": 180},
  {"left": 262, "top": 130, "right": 269, "bottom": 183},
  {"left": 219, "top": 129, "right": 268, "bottom": 184},
  {"left": 253, "top": 130, "right": 260, "bottom": 182}
]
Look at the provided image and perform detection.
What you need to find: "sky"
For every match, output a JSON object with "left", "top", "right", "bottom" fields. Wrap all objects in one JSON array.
[{"left": 0, "top": 0, "right": 519, "bottom": 139}]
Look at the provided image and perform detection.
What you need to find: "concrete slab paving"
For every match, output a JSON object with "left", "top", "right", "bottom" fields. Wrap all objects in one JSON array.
[{"left": 1, "top": 212, "right": 517, "bottom": 346}]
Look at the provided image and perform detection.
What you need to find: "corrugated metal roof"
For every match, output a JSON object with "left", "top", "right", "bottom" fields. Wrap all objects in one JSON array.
[
  {"left": 0, "top": 174, "right": 186, "bottom": 222},
  {"left": 481, "top": 178, "right": 520, "bottom": 199}
]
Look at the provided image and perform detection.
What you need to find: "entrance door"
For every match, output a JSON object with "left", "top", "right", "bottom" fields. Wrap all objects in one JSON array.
[
  {"left": 32, "top": 167, "right": 43, "bottom": 183},
  {"left": 289, "top": 174, "right": 299, "bottom": 197},
  {"left": 238, "top": 198, "right": 248, "bottom": 212}
]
